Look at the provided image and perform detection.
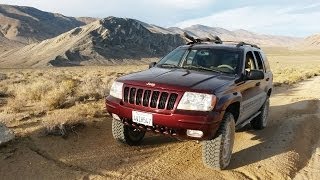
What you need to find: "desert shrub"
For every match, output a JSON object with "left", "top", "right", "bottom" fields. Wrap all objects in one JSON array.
[
  {"left": 42, "top": 103, "right": 103, "bottom": 136},
  {"left": 42, "top": 79, "right": 77, "bottom": 109},
  {"left": 272, "top": 65, "right": 320, "bottom": 86},
  {"left": 0, "top": 73, "right": 8, "bottom": 81},
  {"left": 4, "top": 98, "right": 25, "bottom": 113},
  {"left": 75, "top": 76, "right": 105, "bottom": 101},
  {"left": 0, "top": 85, "right": 8, "bottom": 97}
]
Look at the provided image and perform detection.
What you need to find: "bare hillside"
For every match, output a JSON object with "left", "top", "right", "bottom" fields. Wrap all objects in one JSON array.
[
  {"left": 0, "top": 17, "right": 185, "bottom": 67},
  {"left": 169, "top": 25, "right": 302, "bottom": 47},
  {"left": 0, "top": 4, "right": 91, "bottom": 44},
  {"left": 300, "top": 34, "right": 320, "bottom": 49},
  {"left": 0, "top": 36, "right": 23, "bottom": 53}
]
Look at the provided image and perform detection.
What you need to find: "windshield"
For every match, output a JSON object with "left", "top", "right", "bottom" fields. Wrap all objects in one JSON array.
[{"left": 157, "top": 48, "right": 241, "bottom": 74}]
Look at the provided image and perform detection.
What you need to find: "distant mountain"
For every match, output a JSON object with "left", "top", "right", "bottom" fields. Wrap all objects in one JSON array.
[
  {"left": 0, "top": 4, "right": 308, "bottom": 68},
  {"left": 76, "top": 17, "right": 99, "bottom": 24},
  {"left": 0, "top": 4, "right": 93, "bottom": 44},
  {"left": 169, "top": 25, "right": 302, "bottom": 47},
  {"left": 300, "top": 34, "right": 320, "bottom": 49},
  {"left": 0, "top": 17, "right": 185, "bottom": 67}
]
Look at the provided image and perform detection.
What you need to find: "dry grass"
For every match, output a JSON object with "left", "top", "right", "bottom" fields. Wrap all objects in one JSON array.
[
  {"left": 0, "top": 49, "right": 320, "bottom": 135},
  {"left": 0, "top": 65, "right": 147, "bottom": 134},
  {"left": 265, "top": 47, "right": 320, "bottom": 86},
  {"left": 42, "top": 103, "right": 104, "bottom": 136}
]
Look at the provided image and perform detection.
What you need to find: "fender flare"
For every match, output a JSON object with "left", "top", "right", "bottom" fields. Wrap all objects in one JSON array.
[{"left": 215, "top": 92, "right": 242, "bottom": 112}]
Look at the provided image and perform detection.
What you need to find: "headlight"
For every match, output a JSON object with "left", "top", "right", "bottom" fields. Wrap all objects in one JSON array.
[
  {"left": 177, "top": 92, "right": 216, "bottom": 111},
  {"left": 110, "top": 81, "right": 123, "bottom": 99}
]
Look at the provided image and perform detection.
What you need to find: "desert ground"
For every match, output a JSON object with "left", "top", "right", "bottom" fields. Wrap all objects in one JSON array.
[{"left": 0, "top": 48, "right": 320, "bottom": 179}]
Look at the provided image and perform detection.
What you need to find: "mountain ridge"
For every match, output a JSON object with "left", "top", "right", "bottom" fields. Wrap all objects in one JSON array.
[
  {"left": 0, "top": 4, "right": 94, "bottom": 44},
  {"left": 0, "top": 17, "right": 185, "bottom": 67}
]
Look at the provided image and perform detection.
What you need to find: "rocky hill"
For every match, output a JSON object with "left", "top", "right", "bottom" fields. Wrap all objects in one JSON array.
[
  {"left": 0, "top": 17, "right": 185, "bottom": 67},
  {"left": 300, "top": 34, "right": 320, "bottom": 49},
  {"left": 169, "top": 25, "right": 302, "bottom": 47},
  {"left": 0, "top": 4, "right": 92, "bottom": 44}
]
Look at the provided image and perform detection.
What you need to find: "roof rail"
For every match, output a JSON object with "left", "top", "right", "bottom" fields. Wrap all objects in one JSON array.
[
  {"left": 223, "top": 41, "right": 260, "bottom": 49},
  {"left": 184, "top": 32, "right": 222, "bottom": 45}
]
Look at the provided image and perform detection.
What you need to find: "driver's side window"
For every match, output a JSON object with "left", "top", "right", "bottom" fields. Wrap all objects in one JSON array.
[{"left": 245, "top": 51, "right": 257, "bottom": 72}]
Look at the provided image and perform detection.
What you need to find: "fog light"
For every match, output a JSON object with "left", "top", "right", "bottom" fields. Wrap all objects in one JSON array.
[
  {"left": 187, "top": 130, "right": 203, "bottom": 138},
  {"left": 112, "top": 113, "right": 121, "bottom": 121}
]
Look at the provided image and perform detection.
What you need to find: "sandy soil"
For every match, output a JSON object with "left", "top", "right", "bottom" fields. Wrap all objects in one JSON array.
[{"left": 0, "top": 77, "right": 320, "bottom": 180}]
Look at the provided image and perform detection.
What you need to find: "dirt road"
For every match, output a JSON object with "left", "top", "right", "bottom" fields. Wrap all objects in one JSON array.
[{"left": 1, "top": 77, "right": 320, "bottom": 180}]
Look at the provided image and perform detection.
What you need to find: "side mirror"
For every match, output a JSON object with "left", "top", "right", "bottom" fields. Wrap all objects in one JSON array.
[
  {"left": 149, "top": 62, "right": 157, "bottom": 68},
  {"left": 247, "top": 70, "right": 264, "bottom": 80}
]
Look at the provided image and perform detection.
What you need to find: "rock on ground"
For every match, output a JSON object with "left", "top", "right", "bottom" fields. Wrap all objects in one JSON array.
[{"left": 0, "top": 123, "right": 14, "bottom": 145}]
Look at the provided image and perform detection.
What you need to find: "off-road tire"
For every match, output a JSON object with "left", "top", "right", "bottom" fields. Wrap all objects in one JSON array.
[
  {"left": 112, "top": 119, "right": 146, "bottom": 146},
  {"left": 202, "top": 112, "right": 235, "bottom": 170},
  {"left": 251, "top": 98, "right": 270, "bottom": 130}
]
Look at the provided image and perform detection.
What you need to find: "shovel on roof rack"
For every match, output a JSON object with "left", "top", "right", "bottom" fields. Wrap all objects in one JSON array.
[{"left": 184, "top": 32, "right": 222, "bottom": 45}]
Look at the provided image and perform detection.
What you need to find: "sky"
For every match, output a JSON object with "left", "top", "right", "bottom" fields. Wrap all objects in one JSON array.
[{"left": 1, "top": 0, "right": 320, "bottom": 37}]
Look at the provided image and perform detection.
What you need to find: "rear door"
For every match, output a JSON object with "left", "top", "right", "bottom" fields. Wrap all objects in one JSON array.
[{"left": 237, "top": 50, "right": 265, "bottom": 123}]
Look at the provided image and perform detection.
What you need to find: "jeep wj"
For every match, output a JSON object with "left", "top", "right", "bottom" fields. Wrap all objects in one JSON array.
[{"left": 105, "top": 35, "right": 273, "bottom": 169}]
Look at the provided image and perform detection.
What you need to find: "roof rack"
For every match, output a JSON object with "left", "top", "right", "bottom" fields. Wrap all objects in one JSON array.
[{"left": 184, "top": 33, "right": 260, "bottom": 49}]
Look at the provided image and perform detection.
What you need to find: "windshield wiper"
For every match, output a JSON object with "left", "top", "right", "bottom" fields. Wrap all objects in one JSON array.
[
  {"left": 158, "top": 64, "right": 179, "bottom": 68},
  {"left": 182, "top": 65, "right": 221, "bottom": 73}
]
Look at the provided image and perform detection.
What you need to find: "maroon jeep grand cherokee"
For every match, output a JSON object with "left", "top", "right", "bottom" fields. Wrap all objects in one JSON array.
[{"left": 106, "top": 38, "right": 273, "bottom": 169}]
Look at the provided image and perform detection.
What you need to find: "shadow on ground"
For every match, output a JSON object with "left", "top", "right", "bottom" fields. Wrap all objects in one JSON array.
[{"left": 229, "top": 99, "right": 320, "bottom": 174}]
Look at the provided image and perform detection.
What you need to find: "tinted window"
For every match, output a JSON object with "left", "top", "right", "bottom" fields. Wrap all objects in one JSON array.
[{"left": 254, "top": 51, "right": 264, "bottom": 71}]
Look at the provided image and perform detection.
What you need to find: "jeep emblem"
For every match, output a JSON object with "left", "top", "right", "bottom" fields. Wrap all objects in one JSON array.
[{"left": 146, "top": 82, "right": 156, "bottom": 87}]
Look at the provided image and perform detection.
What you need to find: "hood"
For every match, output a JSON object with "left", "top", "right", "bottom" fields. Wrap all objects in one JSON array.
[{"left": 118, "top": 67, "right": 236, "bottom": 93}]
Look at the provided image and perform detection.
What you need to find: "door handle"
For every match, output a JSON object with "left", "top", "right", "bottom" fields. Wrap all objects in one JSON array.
[{"left": 256, "top": 82, "right": 261, "bottom": 86}]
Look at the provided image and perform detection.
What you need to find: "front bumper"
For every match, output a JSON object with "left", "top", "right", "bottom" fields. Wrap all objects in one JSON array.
[{"left": 105, "top": 96, "right": 224, "bottom": 140}]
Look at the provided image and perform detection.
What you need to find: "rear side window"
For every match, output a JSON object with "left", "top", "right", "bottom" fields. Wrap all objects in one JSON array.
[
  {"left": 245, "top": 51, "right": 257, "bottom": 71},
  {"left": 260, "top": 52, "right": 271, "bottom": 72},
  {"left": 254, "top": 51, "right": 264, "bottom": 71}
]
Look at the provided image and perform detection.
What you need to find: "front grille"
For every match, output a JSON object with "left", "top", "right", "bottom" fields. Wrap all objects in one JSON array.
[{"left": 123, "top": 86, "right": 178, "bottom": 110}]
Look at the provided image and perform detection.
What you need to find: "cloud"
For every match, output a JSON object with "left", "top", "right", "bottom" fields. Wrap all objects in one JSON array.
[
  {"left": 1, "top": 0, "right": 319, "bottom": 36},
  {"left": 175, "top": 4, "right": 320, "bottom": 36},
  {"left": 151, "top": 0, "right": 214, "bottom": 9},
  {"left": 0, "top": 0, "right": 216, "bottom": 27}
]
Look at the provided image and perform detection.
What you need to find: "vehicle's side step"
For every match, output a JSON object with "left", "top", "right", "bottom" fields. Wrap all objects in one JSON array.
[{"left": 236, "top": 111, "right": 261, "bottom": 130}]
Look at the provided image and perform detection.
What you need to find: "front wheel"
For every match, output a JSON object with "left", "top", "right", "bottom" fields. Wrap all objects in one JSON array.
[
  {"left": 202, "top": 112, "right": 235, "bottom": 170},
  {"left": 112, "top": 119, "right": 146, "bottom": 146}
]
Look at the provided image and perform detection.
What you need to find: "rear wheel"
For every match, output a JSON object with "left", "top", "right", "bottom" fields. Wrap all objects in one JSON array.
[
  {"left": 202, "top": 112, "right": 235, "bottom": 170},
  {"left": 112, "top": 119, "right": 146, "bottom": 146},
  {"left": 251, "top": 98, "right": 270, "bottom": 130}
]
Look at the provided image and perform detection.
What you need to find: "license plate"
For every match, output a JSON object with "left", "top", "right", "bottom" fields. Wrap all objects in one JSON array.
[{"left": 132, "top": 111, "right": 153, "bottom": 126}]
